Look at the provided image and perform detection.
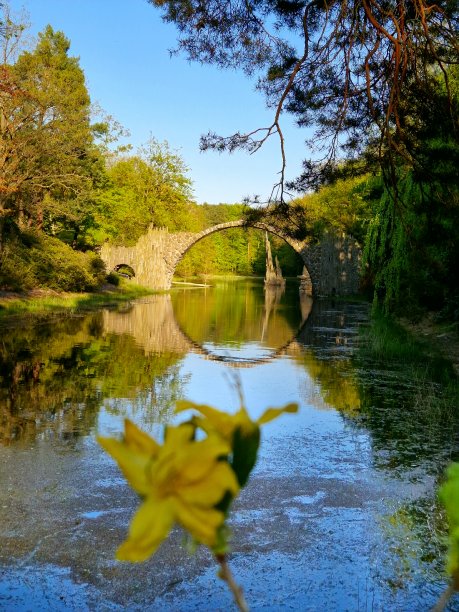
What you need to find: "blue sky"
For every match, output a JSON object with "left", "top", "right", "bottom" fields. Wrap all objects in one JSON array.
[{"left": 9, "top": 0, "right": 311, "bottom": 204}]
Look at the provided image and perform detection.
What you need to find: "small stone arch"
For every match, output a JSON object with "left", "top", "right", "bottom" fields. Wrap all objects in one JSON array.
[{"left": 113, "top": 263, "right": 136, "bottom": 278}]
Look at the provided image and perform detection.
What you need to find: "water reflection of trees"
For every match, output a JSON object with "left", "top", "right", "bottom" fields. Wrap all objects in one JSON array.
[
  {"left": 295, "top": 300, "right": 459, "bottom": 473},
  {"left": 0, "top": 314, "right": 185, "bottom": 446},
  {"left": 355, "top": 352, "right": 459, "bottom": 474},
  {"left": 261, "top": 285, "right": 285, "bottom": 342},
  {"left": 3, "top": 292, "right": 457, "bottom": 475},
  {"left": 295, "top": 300, "right": 365, "bottom": 414},
  {"left": 295, "top": 300, "right": 458, "bottom": 589},
  {"left": 380, "top": 496, "right": 447, "bottom": 591},
  {"left": 0, "top": 286, "right": 307, "bottom": 446},
  {"left": 171, "top": 279, "right": 303, "bottom": 349}
]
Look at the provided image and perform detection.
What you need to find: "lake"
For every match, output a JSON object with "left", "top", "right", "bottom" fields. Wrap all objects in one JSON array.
[{"left": 0, "top": 278, "right": 457, "bottom": 610}]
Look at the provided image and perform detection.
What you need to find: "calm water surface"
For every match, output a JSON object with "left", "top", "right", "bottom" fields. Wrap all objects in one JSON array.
[{"left": 0, "top": 279, "right": 458, "bottom": 610}]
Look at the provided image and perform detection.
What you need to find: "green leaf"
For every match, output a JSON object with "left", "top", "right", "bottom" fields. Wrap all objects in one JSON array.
[
  {"left": 439, "top": 462, "right": 459, "bottom": 589},
  {"left": 231, "top": 426, "right": 260, "bottom": 487}
]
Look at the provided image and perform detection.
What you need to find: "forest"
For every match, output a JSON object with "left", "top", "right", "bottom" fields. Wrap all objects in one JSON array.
[{"left": 0, "top": 1, "right": 458, "bottom": 320}]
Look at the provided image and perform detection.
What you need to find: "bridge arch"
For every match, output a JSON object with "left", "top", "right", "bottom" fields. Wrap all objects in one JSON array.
[
  {"left": 169, "top": 220, "right": 312, "bottom": 290},
  {"left": 113, "top": 263, "right": 136, "bottom": 278},
  {"left": 102, "top": 293, "right": 314, "bottom": 369},
  {"left": 179, "top": 220, "right": 304, "bottom": 256}
]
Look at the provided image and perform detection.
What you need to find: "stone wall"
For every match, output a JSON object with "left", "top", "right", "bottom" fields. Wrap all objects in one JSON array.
[
  {"left": 100, "top": 227, "right": 176, "bottom": 291},
  {"left": 100, "top": 223, "right": 361, "bottom": 296},
  {"left": 300, "top": 233, "right": 361, "bottom": 296}
]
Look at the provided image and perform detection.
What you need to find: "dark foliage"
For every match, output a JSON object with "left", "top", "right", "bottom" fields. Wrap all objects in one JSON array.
[{"left": 150, "top": 0, "right": 458, "bottom": 201}]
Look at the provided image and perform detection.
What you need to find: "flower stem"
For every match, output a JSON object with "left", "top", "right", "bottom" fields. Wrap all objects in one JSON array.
[
  {"left": 215, "top": 554, "right": 249, "bottom": 612},
  {"left": 432, "top": 583, "right": 455, "bottom": 612}
]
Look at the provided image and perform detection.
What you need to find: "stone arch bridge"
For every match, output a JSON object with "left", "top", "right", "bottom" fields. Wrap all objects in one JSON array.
[{"left": 100, "top": 220, "right": 360, "bottom": 296}]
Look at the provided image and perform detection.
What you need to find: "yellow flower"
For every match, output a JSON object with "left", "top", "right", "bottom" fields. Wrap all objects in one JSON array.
[
  {"left": 176, "top": 400, "right": 298, "bottom": 486},
  {"left": 176, "top": 400, "right": 298, "bottom": 441},
  {"left": 98, "top": 419, "right": 239, "bottom": 562}
]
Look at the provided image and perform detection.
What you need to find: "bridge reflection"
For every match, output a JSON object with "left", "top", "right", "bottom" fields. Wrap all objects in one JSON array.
[{"left": 102, "top": 288, "right": 313, "bottom": 368}]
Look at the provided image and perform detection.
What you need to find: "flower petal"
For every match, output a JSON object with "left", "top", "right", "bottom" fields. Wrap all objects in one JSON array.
[
  {"left": 97, "top": 436, "right": 151, "bottom": 496},
  {"left": 116, "top": 498, "right": 174, "bottom": 562},
  {"left": 164, "top": 423, "right": 195, "bottom": 446},
  {"left": 257, "top": 403, "right": 298, "bottom": 425},
  {"left": 124, "top": 419, "right": 160, "bottom": 457},
  {"left": 154, "top": 429, "right": 231, "bottom": 485},
  {"left": 174, "top": 498, "right": 224, "bottom": 546},
  {"left": 177, "top": 436, "right": 232, "bottom": 483},
  {"left": 179, "top": 461, "right": 239, "bottom": 506},
  {"left": 176, "top": 401, "right": 235, "bottom": 440}
]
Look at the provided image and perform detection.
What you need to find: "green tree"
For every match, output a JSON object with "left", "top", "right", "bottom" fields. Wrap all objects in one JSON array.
[
  {"left": 149, "top": 0, "right": 458, "bottom": 199},
  {"left": 363, "top": 66, "right": 459, "bottom": 314},
  {"left": 288, "top": 175, "right": 374, "bottom": 244},
  {"left": 91, "top": 138, "right": 195, "bottom": 245},
  {"left": 0, "top": 11, "right": 110, "bottom": 289},
  {"left": 1, "top": 25, "right": 95, "bottom": 235},
  {"left": 0, "top": 1, "right": 29, "bottom": 247},
  {"left": 138, "top": 137, "right": 193, "bottom": 228}
]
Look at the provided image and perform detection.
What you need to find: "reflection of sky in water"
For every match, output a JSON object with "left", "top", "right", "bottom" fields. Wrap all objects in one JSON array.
[
  {"left": 200, "top": 340, "right": 277, "bottom": 361},
  {"left": 98, "top": 347, "right": 375, "bottom": 487},
  {"left": 177, "top": 353, "right": 305, "bottom": 415},
  {"left": 97, "top": 352, "right": 307, "bottom": 436},
  {"left": 163, "top": 351, "right": 376, "bottom": 484}
]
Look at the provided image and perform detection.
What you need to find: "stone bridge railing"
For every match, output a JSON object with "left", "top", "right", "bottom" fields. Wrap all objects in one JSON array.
[{"left": 100, "top": 221, "right": 361, "bottom": 296}]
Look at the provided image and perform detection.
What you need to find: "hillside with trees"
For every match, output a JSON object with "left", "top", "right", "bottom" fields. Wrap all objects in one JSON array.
[{"left": 0, "top": 5, "right": 307, "bottom": 292}]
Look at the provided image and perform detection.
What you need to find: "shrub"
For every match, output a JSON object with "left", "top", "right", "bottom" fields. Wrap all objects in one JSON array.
[
  {"left": 0, "top": 230, "right": 106, "bottom": 292},
  {"left": 106, "top": 271, "right": 120, "bottom": 286}
]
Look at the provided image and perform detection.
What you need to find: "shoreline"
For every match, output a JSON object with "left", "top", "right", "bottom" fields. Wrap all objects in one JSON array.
[
  {"left": 0, "top": 283, "right": 156, "bottom": 320},
  {"left": 399, "top": 315, "right": 459, "bottom": 375},
  {"left": 1, "top": 286, "right": 458, "bottom": 375}
]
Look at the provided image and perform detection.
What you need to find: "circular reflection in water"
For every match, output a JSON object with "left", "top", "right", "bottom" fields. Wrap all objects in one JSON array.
[{"left": 170, "top": 278, "right": 312, "bottom": 366}]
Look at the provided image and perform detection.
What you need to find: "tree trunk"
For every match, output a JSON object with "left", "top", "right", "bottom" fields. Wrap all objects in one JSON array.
[
  {"left": 36, "top": 204, "right": 43, "bottom": 231},
  {"left": 0, "top": 214, "right": 4, "bottom": 255},
  {"left": 17, "top": 199, "right": 25, "bottom": 228}
]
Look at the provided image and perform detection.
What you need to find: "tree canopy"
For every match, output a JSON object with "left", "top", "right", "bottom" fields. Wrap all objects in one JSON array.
[
  {"left": 1, "top": 25, "right": 96, "bottom": 228},
  {"left": 0, "top": 8, "right": 201, "bottom": 291},
  {"left": 150, "top": 0, "right": 458, "bottom": 198},
  {"left": 90, "top": 138, "right": 195, "bottom": 246}
]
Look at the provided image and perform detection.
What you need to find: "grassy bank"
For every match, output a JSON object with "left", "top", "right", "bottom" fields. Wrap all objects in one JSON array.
[
  {"left": 0, "top": 281, "right": 155, "bottom": 320},
  {"left": 362, "top": 310, "right": 459, "bottom": 373},
  {"left": 357, "top": 310, "right": 459, "bottom": 429}
]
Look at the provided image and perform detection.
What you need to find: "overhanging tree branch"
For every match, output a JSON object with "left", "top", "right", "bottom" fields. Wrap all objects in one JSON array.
[{"left": 150, "top": 0, "right": 458, "bottom": 202}]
